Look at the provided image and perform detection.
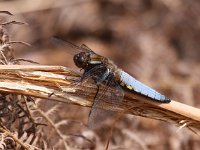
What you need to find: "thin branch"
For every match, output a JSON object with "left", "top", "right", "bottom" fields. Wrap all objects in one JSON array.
[
  {"left": 0, "top": 65, "right": 200, "bottom": 133},
  {"left": 6, "top": 41, "right": 31, "bottom": 46},
  {"left": 0, "top": 21, "right": 28, "bottom": 26},
  {"left": 0, "top": 11, "right": 13, "bottom": 15}
]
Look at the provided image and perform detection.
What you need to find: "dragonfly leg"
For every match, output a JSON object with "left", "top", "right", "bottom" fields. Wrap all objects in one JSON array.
[{"left": 68, "top": 70, "right": 89, "bottom": 87}]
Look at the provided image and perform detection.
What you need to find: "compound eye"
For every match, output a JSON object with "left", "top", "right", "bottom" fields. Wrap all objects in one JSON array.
[
  {"left": 73, "top": 53, "right": 87, "bottom": 68},
  {"left": 79, "top": 56, "right": 85, "bottom": 63}
]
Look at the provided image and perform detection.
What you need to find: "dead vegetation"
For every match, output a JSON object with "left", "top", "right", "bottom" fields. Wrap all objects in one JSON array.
[{"left": 0, "top": 0, "right": 200, "bottom": 149}]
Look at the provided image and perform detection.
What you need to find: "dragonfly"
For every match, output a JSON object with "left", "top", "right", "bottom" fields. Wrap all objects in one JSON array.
[{"left": 53, "top": 38, "right": 171, "bottom": 129}]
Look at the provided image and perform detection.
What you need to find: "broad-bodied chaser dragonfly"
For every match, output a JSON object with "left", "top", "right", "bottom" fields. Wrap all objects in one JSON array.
[{"left": 53, "top": 38, "right": 171, "bottom": 129}]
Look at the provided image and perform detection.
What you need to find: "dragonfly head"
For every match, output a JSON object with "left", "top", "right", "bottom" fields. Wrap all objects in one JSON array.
[{"left": 73, "top": 52, "right": 91, "bottom": 69}]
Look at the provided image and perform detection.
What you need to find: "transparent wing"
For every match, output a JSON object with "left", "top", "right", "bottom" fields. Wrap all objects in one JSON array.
[
  {"left": 68, "top": 64, "right": 124, "bottom": 129},
  {"left": 70, "top": 65, "right": 107, "bottom": 88},
  {"left": 81, "top": 65, "right": 106, "bottom": 82},
  {"left": 51, "top": 37, "right": 92, "bottom": 55},
  {"left": 80, "top": 44, "right": 93, "bottom": 52},
  {"left": 88, "top": 75, "right": 124, "bottom": 129}
]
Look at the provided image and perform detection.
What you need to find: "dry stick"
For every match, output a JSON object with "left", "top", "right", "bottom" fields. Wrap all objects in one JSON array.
[
  {"left": 0, "top": 65, "right": 200, "bottom": 133},
  {"left": 0, "top": 11, "right": 13, "bottom": 15},
  {"left": 0, "top": 127, "right": 38, "bottom": 150}
]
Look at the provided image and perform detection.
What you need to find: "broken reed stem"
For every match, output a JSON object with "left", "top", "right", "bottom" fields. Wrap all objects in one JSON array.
[{"left": 0, "top": 65, "right": 200, "bottom": 133}]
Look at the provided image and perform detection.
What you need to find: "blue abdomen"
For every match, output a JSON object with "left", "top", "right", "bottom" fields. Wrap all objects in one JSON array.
[{"left": 119, "top": 71, "right": 170, "bottom": 103}]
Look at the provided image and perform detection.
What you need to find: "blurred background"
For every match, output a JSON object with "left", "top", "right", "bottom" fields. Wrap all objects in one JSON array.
[{"left": 1, "top": 0, "right": 200, "bottom": 149}]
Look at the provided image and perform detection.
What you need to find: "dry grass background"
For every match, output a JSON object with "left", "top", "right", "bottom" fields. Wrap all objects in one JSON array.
[{"left": 0, "top": 0, "right": 200, "bottom": 149}]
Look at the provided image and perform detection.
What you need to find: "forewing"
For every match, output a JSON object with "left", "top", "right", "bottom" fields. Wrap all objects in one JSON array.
[
  {"left": 71, "top": 65, "right": 106, "bottom": 88},
  {"left": 80, "top": 44, "right": 94, "bottom": 52},
  {"left": 51, "top": 37, "right": 89, "bottom": 55}
]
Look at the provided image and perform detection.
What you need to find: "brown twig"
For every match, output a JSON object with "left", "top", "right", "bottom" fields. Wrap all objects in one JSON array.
[
  {"left": 0, "top": 65, "right": 200, "bottom": 133},
  {"left": 0, "top": 21, "right": 28, "bottom": 26},
  {"left": 0, "top": 11, "right": 13, "bottom": 15}
]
